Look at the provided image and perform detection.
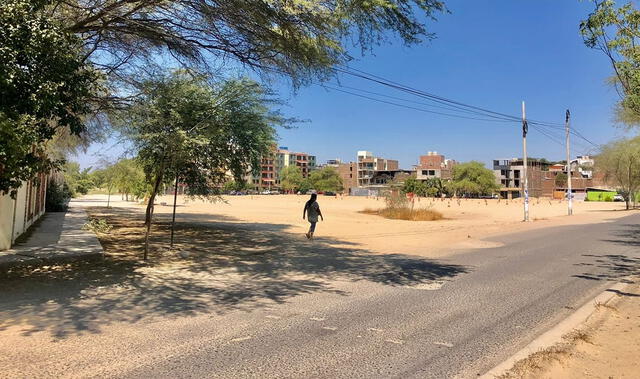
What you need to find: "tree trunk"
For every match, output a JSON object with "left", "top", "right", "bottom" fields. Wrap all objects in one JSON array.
[
  {"left": 107, "top": 186, "right": 111, "bottom": 207},
  {"left": 143, "top": 164, "right": 166, "bottom": 260}
]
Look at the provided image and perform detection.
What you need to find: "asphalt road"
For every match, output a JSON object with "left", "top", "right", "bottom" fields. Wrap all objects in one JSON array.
[{"left": 1, "top": 213, "right": 639, "bottom": 378}]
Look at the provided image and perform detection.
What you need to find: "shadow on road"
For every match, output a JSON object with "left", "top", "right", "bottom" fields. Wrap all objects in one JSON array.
[
  {"left": 0, "top": 206, "right": 468, "bottom": 339},
  {"left": 572, "top": 223, "right": 640, "bottom": 283}
]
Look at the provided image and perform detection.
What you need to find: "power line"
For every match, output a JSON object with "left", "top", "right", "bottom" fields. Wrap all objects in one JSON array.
[
  {"left": 321, "top": 85, "right": 519, "bottom": 123},
  {"left": 335, "top": 65, "right": 601, "bottom": 146}
]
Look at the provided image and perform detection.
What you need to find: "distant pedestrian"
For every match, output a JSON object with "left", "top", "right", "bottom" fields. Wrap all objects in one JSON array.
[{"left": 303, "top": 193, "right": 323, "bottom": 239}]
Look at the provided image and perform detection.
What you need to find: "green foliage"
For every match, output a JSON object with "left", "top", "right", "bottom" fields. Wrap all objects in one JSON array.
[
  {"left": 596, "top": 136, "right": 640, "bottom": 209},
  {"left": 223, "top": 180, "right": 251, "bottom": 192},
  {"left": 554, "top": 172, "right": 568, "bottom": 188},
  {"left": 581, "top": 1, "right": 640, "bottom": 127},
  {"left": 451, "top": 161, "right": 499, "bottom": 196},
  {"left": 45, "top": 180, "right": 71, "bottom": 212},
  {"left": 0, "top": 0, "right": 100, "bottom": 196},
  {"left": 309, "top": 167, "right": 344, "bottom": 193},
  {"left": 58, "top": 0, "right": 446, "bottom": 89},
  {"left": 62, "top": 162, "right": 94, "bottom": 196},
  {"left": 117, "top": 73, "right": 285, "bottom": 199},
  {"left": 112, "top": 159, "right": 147, "bottom": 200},
  {"left": 279, "top": 166, "right": 305, "bottom": 192},
  {"left": 116, "top": 72, "right": 291, "bottom": 258},
  {"left": 402, "top": 176, "right": 448, "bottom": 197}
]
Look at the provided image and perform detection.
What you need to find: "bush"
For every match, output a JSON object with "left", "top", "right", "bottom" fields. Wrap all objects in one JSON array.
[
  {"left": 45, "top": 180, "right": 71, "bottom": 212},
  {"left": 362, "top": 191, "right": 443, "bottom": 221},
  {"left": 83, "top": 218, "right": 112, "bottom": 233}
]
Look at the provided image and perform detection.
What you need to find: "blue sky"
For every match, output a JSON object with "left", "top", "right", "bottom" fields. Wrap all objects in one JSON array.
[{"left": 76, "top": 0, "right": 631, "bottom": 170}]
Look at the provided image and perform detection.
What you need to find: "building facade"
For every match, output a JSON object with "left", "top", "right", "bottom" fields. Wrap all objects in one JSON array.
[
  {"left": 356, "top": 151, "right": 399, "bottom": 187},
  {"left": 414, "top": 151, "right": 456, "bottom": 181},
  {"left": 325, "top": 159, "right": 357, "bottom": 195},
  {"left": 251, "top": 146, "right": 317, "bottom": 190},
  {"left": 493, "top": 158, "right": 549, "bottom": 199},
  {"left": 494, "top": 156, "right": 605, "bottom": 199}
]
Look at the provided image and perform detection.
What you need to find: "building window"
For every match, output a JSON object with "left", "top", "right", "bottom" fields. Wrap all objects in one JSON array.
[{"left": 428, "top": 170, "right": 436, "bottom": 175}]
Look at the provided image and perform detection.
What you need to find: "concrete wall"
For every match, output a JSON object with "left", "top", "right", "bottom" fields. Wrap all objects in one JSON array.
[{"left": 0, "top": 175, "right": 47, "bottom": 251}]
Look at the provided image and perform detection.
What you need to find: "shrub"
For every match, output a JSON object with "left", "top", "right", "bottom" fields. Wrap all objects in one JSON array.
[
  {"left": 45, "top": 180, "right": 71, "bottom": 212},
  {"left": 362, "top": 191, "right": 443, "bottom": 221},
  {"left": 83, "top": 218, "right": 112, "bottom": 233}
]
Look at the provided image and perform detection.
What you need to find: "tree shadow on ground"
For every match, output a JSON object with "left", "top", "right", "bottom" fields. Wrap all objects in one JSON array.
[
  {"left": 572, "top": 224, "right": 640, "bottom": 283},
  {"left": 0, "top": 206, "right": 468, "bottom": 339}
]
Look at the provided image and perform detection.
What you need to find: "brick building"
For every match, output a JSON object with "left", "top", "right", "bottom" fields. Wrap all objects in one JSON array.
[
  {"left": 414, "top": 151, "right": 457, "bottom": 181},
  {"left": 251, "top": 146, "right": 317, "bottom": 190},
  {"left": 356, "top": 151, "right": 399, "bottom": 187},
  {"left": 325, "top": 159, "right": 357, "bottom": 194}
]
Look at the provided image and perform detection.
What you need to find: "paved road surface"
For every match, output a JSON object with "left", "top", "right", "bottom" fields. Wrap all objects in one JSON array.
[{"left": 1, "top": 213, "right": 638, "bottom": 378}]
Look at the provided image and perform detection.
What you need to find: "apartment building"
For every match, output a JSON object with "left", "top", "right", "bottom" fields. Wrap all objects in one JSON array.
[
  {"left": 494, "top": 156, "right": 604, "bottom": 199},
  {"left": 570, "top": 155, "right": 594, "bottom": 179},
  {"left": 414, "top": 151, "right": 457, "bottom": 181},
  {"left": 251, "top": 146, "right": 317, "bottom": 190},
  {"left": 493, "top": 158, "right": 549, "bottom": 198},
  {"left": 325, "top": 159, "right": 357, "bottom": 194},
  {"left": 356, "top": 151, "right": 399, "bottom": 187}
]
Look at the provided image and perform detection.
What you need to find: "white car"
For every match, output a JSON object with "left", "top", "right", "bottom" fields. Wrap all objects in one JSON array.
[
  {"left": 260, "top": 190, "right": 271, "bottom": 195},
  {"left": 613, "top": 194, "right": 624, "bottom": 202}
]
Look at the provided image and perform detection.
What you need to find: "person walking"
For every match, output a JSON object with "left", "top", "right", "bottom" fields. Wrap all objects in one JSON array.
[{"left": 303, "top": 193, "right": 323, "bottom": 239}]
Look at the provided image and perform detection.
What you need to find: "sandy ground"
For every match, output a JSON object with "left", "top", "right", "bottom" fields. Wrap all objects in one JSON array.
[
  {"left": 507, "top": 282, "right": 640, "bottom": 379},
  {"left": 131, "top": 194, "right": 633, "bottom": 257}
]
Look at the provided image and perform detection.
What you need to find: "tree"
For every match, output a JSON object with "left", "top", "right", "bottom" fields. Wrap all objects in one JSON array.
[
  {"left": 554, "top": 172, "right": 568, "bottom": 189},
  {"left": 117, "top": 72, "right": 289, "bottom": 259},
  {"left": 0, "top": 0, "right": 100, "bottom": 196},
  {"left": 451, "top": 161, "right": 499, "bottom": 196},
  {"left": 56, "top": 0, "right": 446, "bottom": 90},
  {"left": 112, "top": 159, "right": 146, "bottom": 201},
  {"left": 596, "top": 136, "right": 640, "bottom": 210},
  {"left": 581, "top": 1, "right": 640, "bottom": 127},
  {"left": 62, "top": 162, "right": 95, "bottom": 196},
  {"left": 309, "top": 167, "right": 343, "bottom": 192},
  {"left": 279, "top": 166, "right": 305, "bottom": 192}
]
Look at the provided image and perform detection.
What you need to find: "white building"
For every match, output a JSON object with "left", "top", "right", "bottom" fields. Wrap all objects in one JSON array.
[{"left": 0, "top": 174, "right": 47, "bottom": 250}]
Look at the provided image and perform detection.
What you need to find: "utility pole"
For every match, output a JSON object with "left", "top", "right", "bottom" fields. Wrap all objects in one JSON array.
[
  {"left": 522, "top": 101, "right": 530, "bottom": 222},
  {"left": 565, "top": 109, "right": 573, "bottom": 216}
]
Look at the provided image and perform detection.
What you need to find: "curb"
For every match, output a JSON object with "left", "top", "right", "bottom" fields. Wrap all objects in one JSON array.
[{"left": 481, "top": 279, "right": 631, "bottom": 378}]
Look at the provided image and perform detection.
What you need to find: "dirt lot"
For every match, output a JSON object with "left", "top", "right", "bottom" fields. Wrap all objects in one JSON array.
[{"left": 85, "top": 193, "right": 630, "bottom": 258}]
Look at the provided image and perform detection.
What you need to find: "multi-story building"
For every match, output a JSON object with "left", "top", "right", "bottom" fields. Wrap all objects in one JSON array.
[
  {"left": 251, "top": 146, "right": 317, "bottom": 190},
  {"left": 325, "top": 159, "right": 357, "bottom": 194},
  {"left": 493, "top": 158, "right": 549, "bottom": 199},
  {"left": 494, "top": 156, "right": 604, "bottom": 199},
  {"left": 570, "top": 155, "right": 594, "bottom": 179},
  {"left": 356, "top": 151, "right": 399, "bottom": 187},
  {"left": 414, "top": 151, "right": 457, "bottom": 181}
]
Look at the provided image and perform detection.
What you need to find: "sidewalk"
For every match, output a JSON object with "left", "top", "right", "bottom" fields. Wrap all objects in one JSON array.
[{"left": 0, "top": 200, "right": 103, "bottom": 271}]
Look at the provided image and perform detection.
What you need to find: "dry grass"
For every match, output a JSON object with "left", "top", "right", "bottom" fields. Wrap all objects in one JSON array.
[
  {"left": 361, "top": 207, "right": 444, "bottom": 221},
  {"left": 497, "top": 328, "right": 594, "bottom": 379}
]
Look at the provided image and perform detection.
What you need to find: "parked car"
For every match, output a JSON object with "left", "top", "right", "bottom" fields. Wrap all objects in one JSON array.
[
  {"left": 324, "top": 191, "right": 336, "bottom": 196},
  {"left": 613, "top": 194, "right": 625, "bottom": 202},
  {"left": 260, "top": 190, "right": 271, "bottom": 195}
]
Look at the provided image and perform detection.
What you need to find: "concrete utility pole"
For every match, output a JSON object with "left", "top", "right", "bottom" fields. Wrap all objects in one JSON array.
[
  {"left": 565, "top": 109, "right": 573, "bottom": 216},
  {"left": 522, "top": 101, "right": 530, "bottom": 222}
]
